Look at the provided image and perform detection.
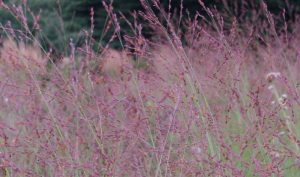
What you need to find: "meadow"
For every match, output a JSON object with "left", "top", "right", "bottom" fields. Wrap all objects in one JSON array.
[{"left": 1, "top": 1, "right": 300, "bottom": 176}]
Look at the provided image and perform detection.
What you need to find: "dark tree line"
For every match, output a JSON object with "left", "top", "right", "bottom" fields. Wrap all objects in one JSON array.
[{"left": 1, "top": 0, "right": 300, "bottom": 53}]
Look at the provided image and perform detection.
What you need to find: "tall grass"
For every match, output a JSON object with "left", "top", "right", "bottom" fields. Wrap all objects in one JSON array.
[{"left": 1, "top": 0, "right": 300, "bottom": 176}]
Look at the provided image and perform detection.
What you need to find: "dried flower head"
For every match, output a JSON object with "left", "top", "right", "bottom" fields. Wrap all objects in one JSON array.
[
  {"left": 278, "top": 93, "right": 288, "bottom": 106},
  {"left": 266, "top": 72, "right": 281, "bottom": 82}
]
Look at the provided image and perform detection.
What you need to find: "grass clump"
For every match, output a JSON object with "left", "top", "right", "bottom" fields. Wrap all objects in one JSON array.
[{"left": 1, "top": 0, "right": 300, "bottom": 176}]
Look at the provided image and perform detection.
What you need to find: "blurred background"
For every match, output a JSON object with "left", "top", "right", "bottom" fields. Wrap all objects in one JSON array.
[{"left": 1, "top": 0, "right": 300, "bottom": 53}]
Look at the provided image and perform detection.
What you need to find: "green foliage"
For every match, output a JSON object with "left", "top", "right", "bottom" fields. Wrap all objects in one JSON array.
[{"left": 0, "top": 0, "right": 299, "bottom": 53}]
